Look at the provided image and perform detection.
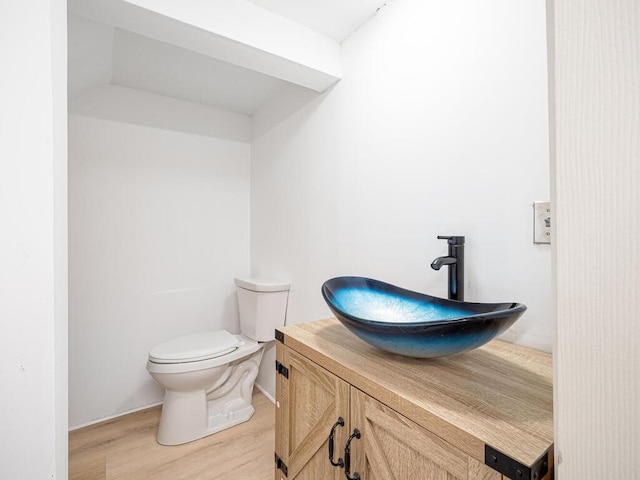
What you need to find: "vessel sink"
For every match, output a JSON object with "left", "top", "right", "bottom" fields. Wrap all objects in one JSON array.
[{"left": 321, "top": 276, "right": 526, "bottom": 358}]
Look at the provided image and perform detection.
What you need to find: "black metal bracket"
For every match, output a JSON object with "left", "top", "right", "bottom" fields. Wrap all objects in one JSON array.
[
  {"left": 275, "top": 360, "right": 289, "bottom": 379},
  {"left": 274, "top": 453, "right": 288, "bottom": 476},
  {"left": 275, "top": 329, "right": 285, "bottom": 343},
  {"left": 485, "top": 445, "right": 549, "bottom": 480}
]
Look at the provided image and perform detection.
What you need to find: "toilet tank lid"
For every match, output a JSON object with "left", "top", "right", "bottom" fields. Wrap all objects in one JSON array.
[
  {"left": 149, "top": 331, "right": 240, "bottom": 364},
  {"left": 234, "top": 276, "right": 290, "bottom": 292}
]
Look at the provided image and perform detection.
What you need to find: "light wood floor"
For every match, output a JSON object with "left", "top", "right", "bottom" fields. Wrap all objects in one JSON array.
[{"left": 69, "top": 390, "right": 275, "bottom": 480}]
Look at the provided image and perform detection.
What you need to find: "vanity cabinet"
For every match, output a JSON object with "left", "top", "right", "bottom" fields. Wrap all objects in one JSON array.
[{"left": 274, "top": 319, "right": 553, "bottom": 480}]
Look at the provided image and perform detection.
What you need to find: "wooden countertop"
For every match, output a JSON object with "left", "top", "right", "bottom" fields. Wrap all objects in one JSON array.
[{"left": 277, "top": 318, "right": 553, "bottom": 470}]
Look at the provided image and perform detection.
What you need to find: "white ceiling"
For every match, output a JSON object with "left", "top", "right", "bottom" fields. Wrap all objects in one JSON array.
[
  {"left": 68, "top": 0, "right": 388, "bottom": 115},
  {"left": 111, "top": 29, "right": 287, "bottom": 115},
  {"left": 68, "top": 14, "right": 290, "bottom": 115},
  {"left": 245, "top": 0, "right": 386, "bottom": 42}
]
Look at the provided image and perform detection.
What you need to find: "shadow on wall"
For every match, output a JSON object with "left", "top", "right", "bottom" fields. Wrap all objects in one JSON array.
[
  {"left": 251, "top": 83, "right": 324, "bottom": 140},
  {"left": 69, "top": 84, "right": 251, "bottom": 143},
  {"left": 221, "top": 290, "right": 242, "bottom": 334}
]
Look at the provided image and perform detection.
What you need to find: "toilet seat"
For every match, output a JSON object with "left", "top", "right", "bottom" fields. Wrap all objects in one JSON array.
[
  {"left": 147, "top": 334, "right": 262, "bottom": 374},
  {"left": 149, "top": 330, "right": 241, "bottom": 364}
]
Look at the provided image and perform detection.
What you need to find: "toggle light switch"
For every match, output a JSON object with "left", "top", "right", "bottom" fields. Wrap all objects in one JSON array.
[{"left": 533, "top": 201, "right": 551, "bottom": 244}]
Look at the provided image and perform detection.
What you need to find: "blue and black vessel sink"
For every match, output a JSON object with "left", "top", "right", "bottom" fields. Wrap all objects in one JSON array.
[{"left": 321, "top": 276, "right": 526, "bottom": 358}]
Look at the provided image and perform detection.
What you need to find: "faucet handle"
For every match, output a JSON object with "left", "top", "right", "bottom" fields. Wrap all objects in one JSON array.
[{"left": 437, "top": 235, "right": 465, "bottom": 245}]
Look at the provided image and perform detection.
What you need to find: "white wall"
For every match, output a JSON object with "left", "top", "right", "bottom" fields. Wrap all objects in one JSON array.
[
  {"left": 251, "top": 0, "right": 551, "bottom": 395},
  {"left": 552, "top": 0, "right": 640, "bottom": 477},
  {"left": 0, "top": 1, "right": 68, "bottom": 478},
  {"left": 68, "top": 86, "right": 251, "bottom": 427}
]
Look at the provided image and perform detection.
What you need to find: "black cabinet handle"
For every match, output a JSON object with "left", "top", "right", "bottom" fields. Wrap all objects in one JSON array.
[
  {"left": 328, "top": 417, "right": 345, "bottom": 468},
  {"left": 344, "top": 428, "right": 361, "bottom": 480}
]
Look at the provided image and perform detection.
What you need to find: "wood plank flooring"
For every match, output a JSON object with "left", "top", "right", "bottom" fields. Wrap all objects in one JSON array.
[{"left": 69, "top": 390, "right": 274, "bottom": 480}]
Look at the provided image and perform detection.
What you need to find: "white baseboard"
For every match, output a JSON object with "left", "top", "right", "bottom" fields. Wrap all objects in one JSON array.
[
  {"left": 254, "top": 382, "right": 275, "bottom": 404},
  {"left": 69, "top": 401, "right": 163, "bottom": 432},
  {"left": 71, "top": 383, "right": 275, "bottom": 432}
]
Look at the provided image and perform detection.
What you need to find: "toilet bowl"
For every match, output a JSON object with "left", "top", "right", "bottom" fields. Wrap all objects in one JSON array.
[{"left": 146, "top": 276, "right": 289, "bottom": 445}]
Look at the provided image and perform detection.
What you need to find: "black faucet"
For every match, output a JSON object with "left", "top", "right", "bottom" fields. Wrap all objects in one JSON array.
[{"left": 431, "top": 235, "right": 465, "bottom": 301}]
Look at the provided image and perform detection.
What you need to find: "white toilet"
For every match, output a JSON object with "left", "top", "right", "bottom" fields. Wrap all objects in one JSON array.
[{"left": 146, "top": 276, "right": 290, "bottom": 445}]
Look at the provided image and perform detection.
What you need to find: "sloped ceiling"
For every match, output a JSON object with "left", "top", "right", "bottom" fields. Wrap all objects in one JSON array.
[
  {"left": 67, "top": 14, "right": 114, "bottom": 101},
  {"left": 111, "top": 28, "right": 287, "bottom": 115},
  {"left": 68, "top": 0, "right": 388, "bottom": 115},
  {"left": 245, "top": 0, "right": 386, "bottom": 42}
]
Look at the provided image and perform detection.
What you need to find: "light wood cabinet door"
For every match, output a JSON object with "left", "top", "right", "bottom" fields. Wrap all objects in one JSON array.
[
  {"left": 350, "top": 389, "right": 501, "bottom": 480},
  {"left": 275, "top": 344, "right": 350, "bottom": 480}
]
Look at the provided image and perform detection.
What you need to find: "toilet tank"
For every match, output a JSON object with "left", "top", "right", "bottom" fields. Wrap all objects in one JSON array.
[{"left": 234, "top": 276, "right": 290, "bottom": 342}]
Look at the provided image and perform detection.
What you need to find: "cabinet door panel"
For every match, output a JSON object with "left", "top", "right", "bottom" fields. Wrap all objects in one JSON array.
[
  {"left": 351, "top": 388, "right": 469, "bottom": 480},
  {"left": 276, "top": 345, "right": 349, "bottom": 479},
  {"left": 468, "top": 457, "right": 502, "bottom": 480}
]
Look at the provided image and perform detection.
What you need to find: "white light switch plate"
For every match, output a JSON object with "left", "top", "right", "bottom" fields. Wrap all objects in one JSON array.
[{"left": 534, "top": 201, "right": 551, "bottom": 244}]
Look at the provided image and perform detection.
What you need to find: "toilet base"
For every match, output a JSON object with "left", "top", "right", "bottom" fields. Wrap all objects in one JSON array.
[
  {"left": 207, "top": 404, "right": 255, "bottom": 435},
  {"left": 155, "top": 346, "right": 263, "bottom": 446},
  {"left": 157, "top": 389, "right": 208, "bottom": 445}
]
